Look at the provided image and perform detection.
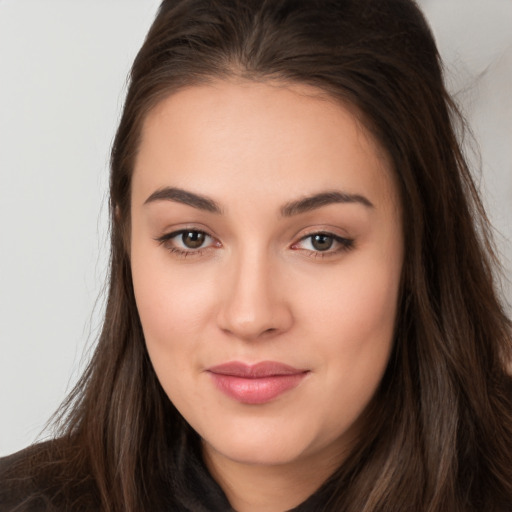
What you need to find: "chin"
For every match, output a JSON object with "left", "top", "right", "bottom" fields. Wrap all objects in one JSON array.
[
  {"left": 200, "top": 420, "right": 323, "bottom": 467},
  {"left": 208, "top": 440, "right": 304, "bottom": 467}
]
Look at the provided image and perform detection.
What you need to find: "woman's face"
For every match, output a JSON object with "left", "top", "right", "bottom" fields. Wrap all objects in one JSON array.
[{"left": 130, "top": 81, "right": 403, "bottom": 472}]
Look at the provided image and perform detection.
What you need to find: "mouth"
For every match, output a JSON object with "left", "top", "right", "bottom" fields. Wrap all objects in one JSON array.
[{"left": 206, "top": 361, "right": 310, "bottom": 405}]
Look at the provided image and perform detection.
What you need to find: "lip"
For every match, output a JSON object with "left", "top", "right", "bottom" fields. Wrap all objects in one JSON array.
[{"left": 207, "top": 361, "right": 309, "bottom": 405}]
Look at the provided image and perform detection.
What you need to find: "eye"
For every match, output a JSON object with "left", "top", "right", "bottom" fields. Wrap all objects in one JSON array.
[
  {"left": 155, "top": 229, "right": 219, "bottom": 256},
  {"left": 309, "top": 233, "right": 335, "bottom": 251},
  {"left": 180, "top": 230, "right": 208, "bottom": 249},
  {"left": 292, "top": 232, "right": 354, "bottom": 255}
]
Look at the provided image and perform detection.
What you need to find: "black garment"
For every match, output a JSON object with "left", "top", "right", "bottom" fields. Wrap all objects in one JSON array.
[{"left": 0, "top": 436, "right": 332, "bottom": 512}]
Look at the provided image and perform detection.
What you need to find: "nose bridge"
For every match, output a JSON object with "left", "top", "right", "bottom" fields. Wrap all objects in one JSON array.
[{"left": 217, "top": 243, "right": 291, "bottom": 340}]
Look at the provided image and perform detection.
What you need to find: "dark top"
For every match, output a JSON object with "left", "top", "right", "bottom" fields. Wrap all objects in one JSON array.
[
  {"left": 0, "top": 439, "right": 331, "bottom": 512},
  {"left": 3, "top": 437, "right": 510, "bottom": 511}
]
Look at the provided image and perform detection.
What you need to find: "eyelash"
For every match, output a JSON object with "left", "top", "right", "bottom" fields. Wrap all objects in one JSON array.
[
  {"left": 155, "top": 229, "right": 218, "bottom": 258},
  {"left": 155, "top": 229, "right": 354, "bottom": 259}
]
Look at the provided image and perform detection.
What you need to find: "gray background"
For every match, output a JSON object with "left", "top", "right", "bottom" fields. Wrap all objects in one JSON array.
[{"left": 1, "top": 0, "right": 511, "bottom": 456}]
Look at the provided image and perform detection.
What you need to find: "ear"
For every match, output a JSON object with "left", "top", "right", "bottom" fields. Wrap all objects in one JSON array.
[
  {"left": 113, "top": 204, "right": 132, "bottom": 257},
  {"left": 114, "top": 204, "right": 122, "bottom": 223}
]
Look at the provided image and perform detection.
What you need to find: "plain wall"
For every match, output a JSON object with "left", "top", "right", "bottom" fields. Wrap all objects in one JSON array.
[{"left": 1, "top": 0, "right": 511, "bottom": 456}]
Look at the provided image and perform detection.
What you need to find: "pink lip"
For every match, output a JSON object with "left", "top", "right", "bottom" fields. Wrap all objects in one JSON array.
[{"left": 207, "top": 361, "right": 309, "bottom": 405}]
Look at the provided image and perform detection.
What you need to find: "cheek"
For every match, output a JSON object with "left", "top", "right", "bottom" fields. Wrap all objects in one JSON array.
[
  {"left": 301, "top": 256, "right": 400, "bottom": 346},
  {"left": 294, "top": 260, "right": 400, "bottom": 440},
  {"left": 296, "top": 247, "right": 401, "bottom": 398},
  {"left": 130, "top": 243, "right": 219, "bottom": 373},
  {"left": 132, "top": 265, "right": 201, "bottom": 406}
]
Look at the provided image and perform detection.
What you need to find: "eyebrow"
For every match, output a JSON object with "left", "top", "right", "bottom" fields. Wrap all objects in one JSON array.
[
  {"left": 143, "top": 186, "right": 373, "bottom": 216},
  {"left": 144, "top": 187, "right": 222, "bottom": 214},
  {"left": 280, "top": 191, "right": 374, "bottom": 216}
]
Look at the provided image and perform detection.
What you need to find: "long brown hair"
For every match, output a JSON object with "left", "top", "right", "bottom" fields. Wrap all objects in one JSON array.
[{"left": 6, "top": 0, "right": 512, "bottom": 510}]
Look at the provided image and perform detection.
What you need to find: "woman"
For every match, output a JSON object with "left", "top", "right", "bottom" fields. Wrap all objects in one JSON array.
[{"left": 1, "top": 0, "right": 511, "bottom": 510}]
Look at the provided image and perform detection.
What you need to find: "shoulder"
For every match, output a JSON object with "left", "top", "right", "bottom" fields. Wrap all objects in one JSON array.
[
  {"left": 0, "top": 440, "right": 98, "bottom": 512},
  {"left": 0, "top": 444, "right": 51, "bottom": 511}
]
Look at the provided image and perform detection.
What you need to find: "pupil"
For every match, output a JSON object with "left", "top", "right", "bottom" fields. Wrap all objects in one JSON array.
[
  {"left": 182, "top": 231, "right": 205, "bottom": 249},
  {"left": 312, "top": 234, "right": 333, "bottom": 251}
]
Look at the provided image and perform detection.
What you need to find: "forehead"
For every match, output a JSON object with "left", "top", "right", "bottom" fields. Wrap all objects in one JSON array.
[{"left": 132, "top": 80, "right": 397, "bottom": 211}]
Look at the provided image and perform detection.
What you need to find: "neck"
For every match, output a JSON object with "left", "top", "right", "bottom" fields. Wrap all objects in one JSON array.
[{"left": 202, "top": 442, "right": 344, "bottom": 512}]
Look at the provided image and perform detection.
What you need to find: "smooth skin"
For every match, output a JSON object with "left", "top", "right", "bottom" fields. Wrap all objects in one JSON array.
[{"left": 130, "top": 80, "right": 403, "bottom": 512}]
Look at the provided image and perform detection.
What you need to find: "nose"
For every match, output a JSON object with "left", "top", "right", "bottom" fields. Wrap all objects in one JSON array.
[{"left": 216, "top": 248, "right": 293, "bottom": 341}]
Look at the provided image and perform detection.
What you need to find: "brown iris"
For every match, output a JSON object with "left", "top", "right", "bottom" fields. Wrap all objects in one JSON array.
[
  {"left": 311, "top": 234, "right": 334, "bottom": 251},
  {"left": 182, "top": 231, "right": 206, "bottom": 249}
]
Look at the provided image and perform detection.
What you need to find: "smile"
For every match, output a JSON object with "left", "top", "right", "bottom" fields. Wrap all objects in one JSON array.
[{"left": 207, "top": 361, "right": 309, "bottom": 405}]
